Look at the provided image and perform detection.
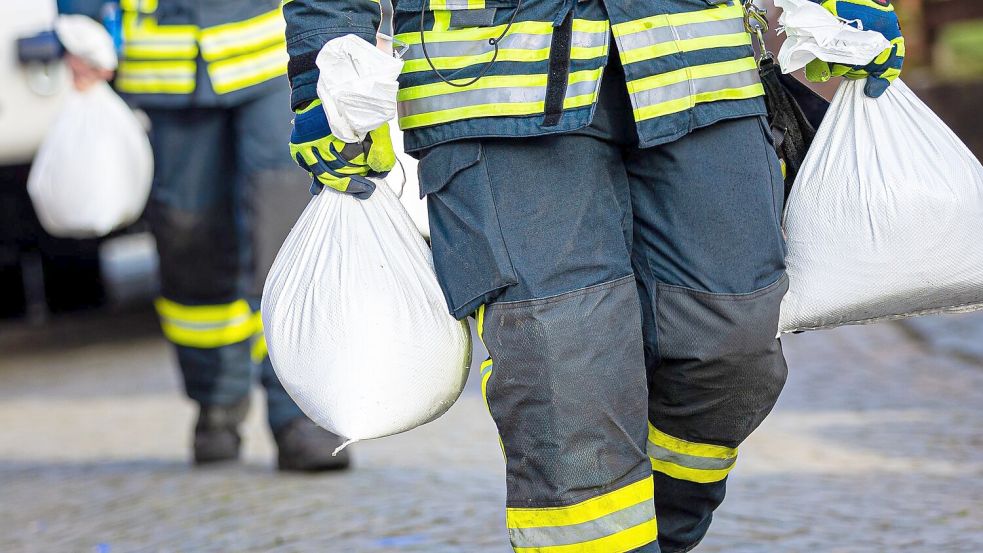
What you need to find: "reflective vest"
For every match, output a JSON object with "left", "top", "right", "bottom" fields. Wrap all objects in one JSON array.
[
  {"left": 116, "top": 0, "right": 288, "bottom": 106},
  {"left": 392, "top": 0, "right": 765, "bottom": 152}
]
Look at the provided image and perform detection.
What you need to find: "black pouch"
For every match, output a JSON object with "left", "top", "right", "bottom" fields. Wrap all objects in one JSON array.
[{"left": 758, "top": 57, "right": 830, "bottom": 199}]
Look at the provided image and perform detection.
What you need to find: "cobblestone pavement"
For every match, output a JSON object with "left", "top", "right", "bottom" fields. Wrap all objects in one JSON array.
[{"left": 0, "top": 308, "right": 981, "bottom": 553}]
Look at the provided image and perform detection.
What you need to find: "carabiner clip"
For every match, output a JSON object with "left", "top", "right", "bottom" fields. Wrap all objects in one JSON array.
[{"left": 742, "top": 0, "right": 773, "bottom": 64}]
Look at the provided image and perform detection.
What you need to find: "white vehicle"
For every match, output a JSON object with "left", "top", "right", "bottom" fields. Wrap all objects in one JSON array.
[
  {"left": 0, "top": 0, "right": 106, "bottom": 318},
  {"left": 0, "top": 0, "right": 69, "bottom": 166}
]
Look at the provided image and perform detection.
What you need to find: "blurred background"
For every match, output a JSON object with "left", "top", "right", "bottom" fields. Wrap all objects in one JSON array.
[{"left": 1, "top": 1, "right": 981, "bottom": 552}]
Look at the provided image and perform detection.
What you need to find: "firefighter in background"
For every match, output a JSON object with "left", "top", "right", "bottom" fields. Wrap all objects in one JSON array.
[{"left": 62, "top": 0, "right": 350, "bottom": 471}]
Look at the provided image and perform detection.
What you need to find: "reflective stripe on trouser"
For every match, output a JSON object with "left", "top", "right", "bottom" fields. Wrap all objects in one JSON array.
[
  {"left": 480, "top": 279, "right": 658, "bottom": 553},
  {"left": 420, "top": 55, "right": 786, "bottom": 553},
  {"left": 155, "top": 298, "right": 255, "bottom": 348}
]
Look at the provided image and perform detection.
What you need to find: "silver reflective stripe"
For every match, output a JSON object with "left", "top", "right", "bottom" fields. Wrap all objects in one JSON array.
[
  {"left": 617, "top": 17, "right": 745, "bottom": 53},
  {"left": 632, "top": 68, "right": 760, "bottom": 109},
  {"left": 398, "top": 77, "right": 598, "bottom": 118},
  {"left": 647, "top": 443, "right": 736, "bottom": 471},
  {"left": 509, "top": 500, "right": 654, "bottom": 549},
  {"left": 403, "top": 30, "right": 605, "bottom": 61}
]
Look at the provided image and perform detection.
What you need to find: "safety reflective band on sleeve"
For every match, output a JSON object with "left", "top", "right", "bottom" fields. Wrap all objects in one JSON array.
[
  {"left": 207, "top": 41, "right": 288, "bottom": 95},
  {"left": 121, "top": 15, "right": 198, "bottom": 60},
  {"left": 121, "top": 0, "right": 158, "bottom": 13},
  {"left": 399, "top": 19, "right": 609, "bottom": 74},
  {"left": 199, "top": 9, "right": 287, "bottom": 62},
  {"left": 612, "top": 0, "right": 748, "bottom": 65},
  {"left": 506, "top": 477, "right": 657, "bottom": 553},
  {"left": 116, "top": 60, "right": 196, "bottom": 94},
  {"left": 398, "top": 67, "right": 604, "bottom": 129},
  {"left": 628, "top": 57, "right": 764, "bottom": 121},
  {"left": 647, "top": 424, "right": 737, "bottom": 484},
  {"left": 154, "top": 298, "right": 255, "bottom": 349}
]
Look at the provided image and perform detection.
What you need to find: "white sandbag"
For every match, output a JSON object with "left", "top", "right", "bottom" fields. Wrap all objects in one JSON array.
[
  {"left": 779, "top": 78, "right": 983, "bottom": 332},
  {"left": 386, "top": 125, "right": 429, "bottom": 239},
  {"left": 27, "top": 82, "right": 152, "bottom": 238},
  {"left": 777, "top": 0, "right": 983, "bottom": 332},
  {"left": 261, "top": 180, "right": 471, "bottom": 447}
]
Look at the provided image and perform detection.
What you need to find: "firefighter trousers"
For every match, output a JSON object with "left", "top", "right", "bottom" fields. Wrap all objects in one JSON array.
[
  {"left": 146, "top": 86, "right": 312, "bottom": 432},
  {"left": 420, "top": 56, "right": 789, "bottom": 552}
]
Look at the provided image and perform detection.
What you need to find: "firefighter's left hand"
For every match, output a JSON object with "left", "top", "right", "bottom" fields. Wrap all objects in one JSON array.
[
  {"left": 289, "top": 99, "right": 396, "bottom": 199},
  {"left": 805, "top": 0, "right": 905, "bottom": 98}
]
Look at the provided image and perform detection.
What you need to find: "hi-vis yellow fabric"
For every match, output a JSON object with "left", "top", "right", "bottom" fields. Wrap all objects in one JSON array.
[
  {"left": 506, "top": 477, "right": 658, "bottom": 553},
  {"left": 117, "top": 5, "right": 287, "bottom": 96},
  {"left": 647, "top": 424, "right": 738, "bottom": 484},
  {"left": 387, "top": 0, "right": 765, "bottom": 151},
  {"left": 154, "top": 298, "right": 255, "bottom": 349}
]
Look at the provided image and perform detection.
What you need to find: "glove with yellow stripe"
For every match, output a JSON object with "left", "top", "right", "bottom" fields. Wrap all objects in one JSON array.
[
  {"left": 805, "top": 0, "right": 905, "bottom": 98},
  {"left": 289, "top": 99, "right": 396, "bottom": 199}
]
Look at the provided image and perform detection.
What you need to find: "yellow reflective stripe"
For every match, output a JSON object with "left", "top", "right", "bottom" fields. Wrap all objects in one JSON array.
[
  {"left": 626, "top": 56, "right": 757, "bottom": 95},
  {"left": 507, "top": 478, "right": 653, "bottom": 528},
  {"left": 398, "top": 67, "right": 602, "bottom": 128},
  {"left": 400, "top": 66, "right": 602, "bottom": 101},
  {"left": 121, "top": 13, "right": 198, "bottom": 60},
  {"left": 633, "top": 83, "right": 763, "bottom": 121},
  {"left": 649, "top": 460, "right": 731, "bottom": 484},
  {"left": 397, "top": 18, "right": 604, "bottom": 46},
  {"left": 611, "top": 0, "right": 743, "bottom": 37},
  {"left": 154, "top": 298, "right": 252, "bottom": 325},
  {"left": 116, "top": 60, "right": 197, "bottom": 94},
  {"left": 512, "top": 519, "right": 658, "bottom": 553},
  {"left": 619, "top": 32, "right": 751, "bottom": 64},
  {"left": 159, "top": 319, "right": 256, "bottom": 348},
  {"left": 208, "top": 42, "right": 288, "bottom": 94},
  {"left": 397, "top": 20, "right": 552, "bottom": 45},
  {"left": 399, "top": 73, "right": 545, "bottom": 101},
  {"left": 154, "top": 299, "right": 255, "bottom": 348},
  {"left": 403, "top": 43, "right": 606, "bottom": 73},
  {"left": 251, "top": 334, "right": 268, "bottom": 364},
  {"left": 121, "top": 0, "right": 157, "bottom": 13},
  {"left": 476, "top": 304, "right": 486, "bottom": 340},
  {"left": 647, "top": 424, "right": 737, "bottom": 483},
  {"left": 648, "top": 425, "right": 736, "bottom": 460},
  {"left": 429, "top": 0, "right": 487, "bottom": 9},
  {"left": 199, "top": 9, "right": 287, "bottom": 62}
]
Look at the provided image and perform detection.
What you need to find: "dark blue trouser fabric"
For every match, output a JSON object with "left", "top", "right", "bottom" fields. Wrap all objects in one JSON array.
[
  {"left": 420, "top": 55, "right": 789, "bottom": 552},
  {"left": 146, "top": 87, "right": 312, "bottom": 432}
]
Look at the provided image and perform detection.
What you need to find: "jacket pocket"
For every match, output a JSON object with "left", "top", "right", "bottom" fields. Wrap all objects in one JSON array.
[{"left": 418, "top": 141, "right": 518, "bottom": 318}]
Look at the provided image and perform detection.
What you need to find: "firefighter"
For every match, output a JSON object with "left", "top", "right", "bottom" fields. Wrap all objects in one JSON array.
[
  {"left": 63, "top": 0, "right": 351, "bottom": 471},
  {"left": 284, "top": 0, "right": 901, "bottom": 549}
]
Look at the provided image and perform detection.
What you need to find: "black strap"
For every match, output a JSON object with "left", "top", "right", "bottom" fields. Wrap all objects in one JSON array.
[{"left": 542, "top": 10, "right": 573, "bottom": 127}]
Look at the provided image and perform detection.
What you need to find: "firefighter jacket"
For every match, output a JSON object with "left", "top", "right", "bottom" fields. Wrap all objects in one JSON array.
[
  {"left": 285, "top": 0, "right": 767, "bottom": 153},
  {"left": 117, "top": 0, "right": 288, "bottom": 107}
]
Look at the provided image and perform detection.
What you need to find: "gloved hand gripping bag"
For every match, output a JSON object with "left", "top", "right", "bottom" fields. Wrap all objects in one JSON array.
[
  {"left": 261, "top": 180, "right": 471, "bottom": 449},
  {"left": 778, "top": 79, "right": 983, "bottom": 333}
]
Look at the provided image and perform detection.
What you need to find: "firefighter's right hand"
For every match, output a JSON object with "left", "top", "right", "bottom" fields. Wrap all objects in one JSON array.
[
  {"left": 289, "top": 99, "right": 396, "bottom": 199},
  {"left": 65, "top": 53, "right": 113, "bottom": 91}
]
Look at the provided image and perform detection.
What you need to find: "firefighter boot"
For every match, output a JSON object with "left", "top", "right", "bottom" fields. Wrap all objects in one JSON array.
[
  {"left": 274, "top": 417, "right": 351, "bottom": 472},
  {"left": 193, "top": 397, "right": 250, "bottom": 465}
]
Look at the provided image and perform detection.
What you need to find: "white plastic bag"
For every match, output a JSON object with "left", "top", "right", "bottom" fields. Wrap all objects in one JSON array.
[
  {"left": 55, "top": 14, "right": 118, "bottom": 71},
  {"left": 27, "top": 82, "right": 152, "bottom": 238},
  {"left": 777, "top": 2, "right": 983, "bottom": 333},
  {"left": 775, "top": 0, "right": 889, "bottom": 73},
  {"left": 315, "top": 34, "right": 403, "bottom": 143},
  {"left": 261, "top": 181, "right": 471, "bottom": 448}
]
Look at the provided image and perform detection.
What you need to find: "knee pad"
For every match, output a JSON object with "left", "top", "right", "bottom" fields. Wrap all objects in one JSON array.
[{"left": 649, "top": 276, "right": 789, "bottom": 447}]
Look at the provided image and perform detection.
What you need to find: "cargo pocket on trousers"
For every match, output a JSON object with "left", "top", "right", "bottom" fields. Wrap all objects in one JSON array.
[{"left": 419, "top": 141, "right": 518, "bottom": 319}]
